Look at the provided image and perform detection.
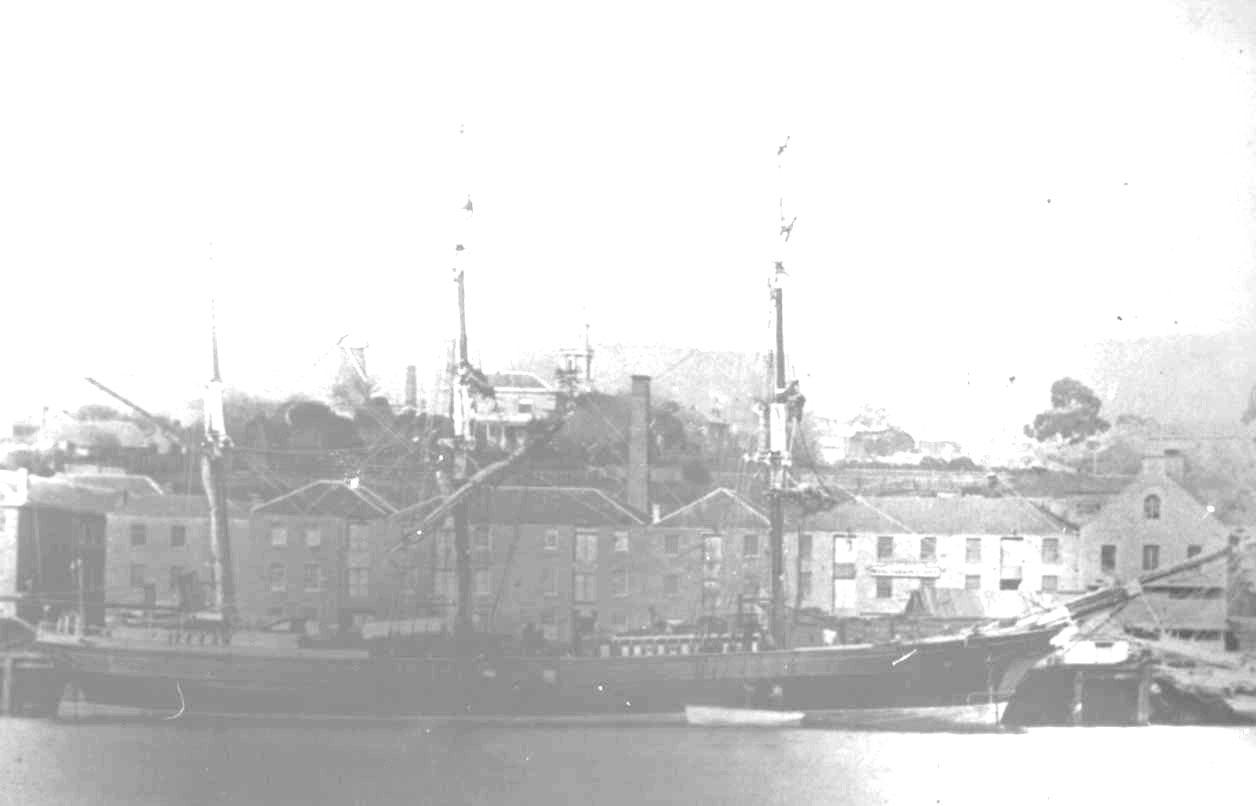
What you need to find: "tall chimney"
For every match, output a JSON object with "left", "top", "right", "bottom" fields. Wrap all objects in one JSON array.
[
  {"left": 404, "top": 365, "right": 418, "bottom": 410},
  {"left": 627, "top": 375, "right": 651, "bottom": 516}
]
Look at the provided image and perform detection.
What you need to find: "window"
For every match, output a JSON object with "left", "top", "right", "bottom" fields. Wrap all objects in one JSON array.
[
  {"left": 799, "top": 533, "right": 812, "bottom": 561},
  {"left": 919, "top": 577, "right": 936, "bottom": 591},
  {"left": 1100, "top": 545, "right": 1117, "bottom": 574},
  {"left": 348, "top": 524, "right": 370, "bottom": 553},
  {"left": 743, "top": 534, "right": 759, "bottom": 557},
  {"left": 920, "top": 537, "right": 936, "bottom": 563},
  {"left": 434, "top": 570, "right": 456, "bottom": 602},
  {"left": 303, "top": 563, "right": 322, "bottom": 591},
  {"left": 130, "top": 523, "right": 147, "bottom": 546},
  {"left": 541, "top": 567, "right": 558, "bottom": 597},
  {"left": 348, "top": 568, "right": 370, "bottom": 598},
  {"left": 664, "top": 534, "right": 680, "bottom": 557},
  {"left": 170, "top": 524, "right": 187, "bottom": 548},
  {"left": 877, "top": 536, "right": 894, "bottom": 560},
  {"left": 1041, "top": 537, "right": 1060, "bottom": 565},
  {"left": 304, "top": 527, "right": 322, "bottom": 548},
  {"left": 1142, "top": 544, "right": 1160, "bottom": 571},
  {"left": 1144, "top": 494, "right": 1161, "bottom": 520},
  {"left": 664, "top": 574, "right": 680, "bottom": 596},
  {"left": 613, "top": 530, "right": 629, "bottom": 554},
  {"left": 965, "top": 574, "right": 982, "bottom": 590},
  {"left": 1000, "top": 579, "right": 1021, "bottom": 591},
  {"left": 544, "top": 528, "right": 559, "bottom": 551},
  {"left": 1041, "top": 575, "right": 1059, "bottom": 593},
  {"left": 575, "top": 530, "right": 598, "bottom": 564},
  {"left": 168, "top": 565, "right": 184, "bottom": 591},
  {"left": 517, "top": 400, "right": 533, "bottom": 415},
  {"left": 130, "top": 564, "right": 146, "bottom": 587},
  {"left": 474, "top": 569, "right": 492, "bottom": 597},
  {"left": 704, "top": 535, "right": 723, "bottom": 563},
  {"left": 612, "top": 568, "right": 628, "bottom": 598},
  {"left": 1187, "top": 545, "right": 1202, "bottom": 558},
  {"left": 269, "top": 563, "right": 286, "bottom": 592},
  {"left": 833, "top": 562, "right": 856, "bottom": 580},
  {"left": 473, "top": 526, "right": 492, "bottom": 550},
  {"left": 966, "top": 538, "right": 982, "bottom": 564},
  {"left": 574, "top": 572, "right": 596, "bottom": 602},
  {"left": 540, "top": 608, "right": 557, "bottom": 641},
  {"left": 875, "top": 577, "right": 893, "bottom": 598},
  {"left": 270, "top": 524, "right": 288, "bottom": 547},
  {"left": 611, "top": 610, "right": 627, "bottom": 629},
  {"left": 799, "top": 571, "right": 812, "bottom": 600}
]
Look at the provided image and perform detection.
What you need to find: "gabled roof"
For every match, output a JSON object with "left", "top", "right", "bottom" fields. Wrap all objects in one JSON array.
[
  {"left": 1, "top": 473, "right": 120, "bottom": 514},
  {"left": 655, "top": 487, "right": 770, "bottom": 530},
  {"left": 391, "top": 486, "right": 642, "bottom": 529},
  {"left": 817, "top": 495, "right": 1076, "bottom": 535},
  {"left": 253, "top": 480, "right": 397, "bottom": 520},
  {"left": 487, "top": 371, "right": 552, "bottom": 391},
  {"left": 113, "top": 494, "right": 249, "bottom": 520}
]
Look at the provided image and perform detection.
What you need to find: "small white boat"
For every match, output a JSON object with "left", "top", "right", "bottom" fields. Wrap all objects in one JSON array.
[{"left": 684, "top": 705, "right": 805, "bottom": 727}]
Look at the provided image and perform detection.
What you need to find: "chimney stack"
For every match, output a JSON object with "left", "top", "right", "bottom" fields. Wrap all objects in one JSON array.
[
  {"left": 627, "top": 375, "right": 651, "bottom": 517},
  {"left": 404, "top": 365, "right": 418, "bottom": 410}
]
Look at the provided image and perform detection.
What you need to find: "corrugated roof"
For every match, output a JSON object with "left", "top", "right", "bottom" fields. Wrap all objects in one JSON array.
[
  {"left": 655, "top": 487, "right": 770, "bottom": 529},
  {"left": 113, "top": 494, "right": 249, "bottom": 519},
  {"left": 815, "top": 495, "right": 1076, "bottom": 535},
  {"left": 254, "top": 480, "right": 397, "bottom": 520},
  {"left": 392, "top": 486, "right": 642, "bottom": 529}
]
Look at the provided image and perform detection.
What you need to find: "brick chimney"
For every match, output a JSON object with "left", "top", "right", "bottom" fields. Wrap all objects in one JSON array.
[
  {"left": 627, "top": 375, "right": 651, "bottom": 517},
  {"left": 404, "top": 365, "right": 418, "bottom": 410},
  {"left": 1142, "top": 449, "right": 1185, "bottom": 482}
]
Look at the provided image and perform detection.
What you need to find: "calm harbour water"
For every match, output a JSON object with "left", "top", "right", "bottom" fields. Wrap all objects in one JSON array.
[{"left": 2, "top": 716, "right": 1253, "bottom": 806}]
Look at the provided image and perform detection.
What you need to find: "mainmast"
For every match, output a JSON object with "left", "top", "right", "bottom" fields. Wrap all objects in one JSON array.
[
  {"left": 764, "top": 136, "right": 802, "bottom": 649},
  {"left": 202, "top": 299, "right": 235, "bottom": 628}
]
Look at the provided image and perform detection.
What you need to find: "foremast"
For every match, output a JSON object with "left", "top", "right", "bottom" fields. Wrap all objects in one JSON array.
[{"left": 762, "top": 137, "right": 806, "bottom": 650}]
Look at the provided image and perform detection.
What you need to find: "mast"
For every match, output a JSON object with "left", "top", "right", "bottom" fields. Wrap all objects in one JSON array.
[
  {"left": 766, "top": 136, "right": 800, "bottom": 649},
  {"left": 202, "top": 299, "right": 235, "bottom": 627},
  {"left": 450, "top": 124, "right": 476, "bottom": 640}
]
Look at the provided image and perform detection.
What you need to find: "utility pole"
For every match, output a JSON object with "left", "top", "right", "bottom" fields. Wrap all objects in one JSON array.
[{"left": 450, "top": 124, "right": 477, "bottom": 642}]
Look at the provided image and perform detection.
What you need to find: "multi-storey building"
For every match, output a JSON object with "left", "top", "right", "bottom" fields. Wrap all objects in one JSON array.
[
  {"left": 105, "top": 494, "right": 249, "bottom": 611},
  {"left": 1080, "top": 451, "right": 1234, "bottom": 648},
  {"left": 809, "top": 495, "right": 1081, "bottom": 616},
  {"left": 474, "top": 371, "right": 560, "bottom": 451},
  {"left": 0, "top": 469, "right": 112, "bottom": 627},
  {"left": 247, "top": 479, "right": 397, "bottom": 634},
  {"left": 391, "top": 485, "right": 644, "bottom": 644}
]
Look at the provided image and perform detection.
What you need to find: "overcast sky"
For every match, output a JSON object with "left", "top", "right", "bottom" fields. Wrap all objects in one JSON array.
[{"left": 1, "top": 1, "right": 1253, "bottom": 459}]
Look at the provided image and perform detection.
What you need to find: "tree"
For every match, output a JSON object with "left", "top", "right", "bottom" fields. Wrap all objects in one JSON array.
[{"left": 1024, "top": 378, "right": 1111, "bottom": 445}]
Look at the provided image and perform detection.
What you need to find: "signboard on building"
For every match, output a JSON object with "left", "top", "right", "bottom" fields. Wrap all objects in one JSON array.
[{"left": 868, "top": 563, "right": 941, "bottom": 578}]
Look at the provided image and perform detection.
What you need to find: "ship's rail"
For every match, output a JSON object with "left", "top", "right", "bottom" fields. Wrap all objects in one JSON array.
[{"left": 599, "top": 632, "right": 762, "bottom": 658}]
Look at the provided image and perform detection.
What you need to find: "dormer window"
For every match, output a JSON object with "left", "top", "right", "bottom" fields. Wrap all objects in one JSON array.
[{"left": 1143, "top": 494, "right": 1161, "bottom": 520}]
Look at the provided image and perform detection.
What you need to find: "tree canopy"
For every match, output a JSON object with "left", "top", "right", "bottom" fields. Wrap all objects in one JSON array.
[{"left": 1024, "top": 377, "right": 1111, "bottom": 445}]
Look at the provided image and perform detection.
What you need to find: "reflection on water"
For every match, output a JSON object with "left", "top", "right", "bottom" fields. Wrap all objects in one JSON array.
[{"left": 1, "top": 717, "right": 1252, "bottom": 806}]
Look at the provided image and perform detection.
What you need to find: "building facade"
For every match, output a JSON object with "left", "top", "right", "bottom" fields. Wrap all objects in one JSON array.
[
  {"left": 0, "top": 469, "right": 112, "bottom": 627},
  {"left": 810, "top": 495, "right": 1081, "bottom": 617},
  {"left": 475, "top": 371, "right": 560, "bottom": 451},
  {"left": 1079, "top": 452, "right": 1233, "bottom": 647},
  {"left": 105, "top": 495, "right": 249, "bottom": 613}
]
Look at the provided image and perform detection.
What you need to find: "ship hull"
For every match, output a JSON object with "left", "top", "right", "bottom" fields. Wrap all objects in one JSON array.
[{"left": 39, "top": 626, "right": 1058, "bottom": 727}]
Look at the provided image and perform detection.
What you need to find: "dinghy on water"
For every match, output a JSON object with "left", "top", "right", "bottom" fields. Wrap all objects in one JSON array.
[{"left": 684, "top": 706, "right": 805, "bottom": 727}]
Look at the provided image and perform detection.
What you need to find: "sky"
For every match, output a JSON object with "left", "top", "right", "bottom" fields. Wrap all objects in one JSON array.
[{"left": 1, "top": 1, "right": 1253, "bottom": 461}]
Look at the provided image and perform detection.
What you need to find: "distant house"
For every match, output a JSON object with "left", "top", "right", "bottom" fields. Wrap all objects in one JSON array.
[
  {"left": 474, "top": 371, "right": 560, "bottom": 451},
  {"left": 1080, "top": 451, "right": 1234, "bottom": 649}
]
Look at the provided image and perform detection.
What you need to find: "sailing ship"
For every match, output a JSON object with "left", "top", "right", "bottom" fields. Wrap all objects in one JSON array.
[{"left": 32, "top": 139, "right": 1231, "bottom": 729}]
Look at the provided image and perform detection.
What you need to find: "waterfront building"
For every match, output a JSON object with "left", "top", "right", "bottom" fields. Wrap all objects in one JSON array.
[
  {"left": 0, "top": 469, "right": 113, "bottom": 627},
  {"left": 1080, "top": 451, "right": 1234, "bottom": 648},
  {"left": 104, "top": 494, "right": 249, "bottom": 612}
]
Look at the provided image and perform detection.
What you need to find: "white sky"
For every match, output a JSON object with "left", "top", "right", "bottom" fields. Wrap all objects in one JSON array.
[{"left": 1, "top": 1, "right": 1253, "bottom": 460}]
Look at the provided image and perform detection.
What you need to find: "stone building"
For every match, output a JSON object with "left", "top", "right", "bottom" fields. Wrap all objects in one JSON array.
[{"left": 1080, "top": 451, "right": 1234, "bottom": 648}]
